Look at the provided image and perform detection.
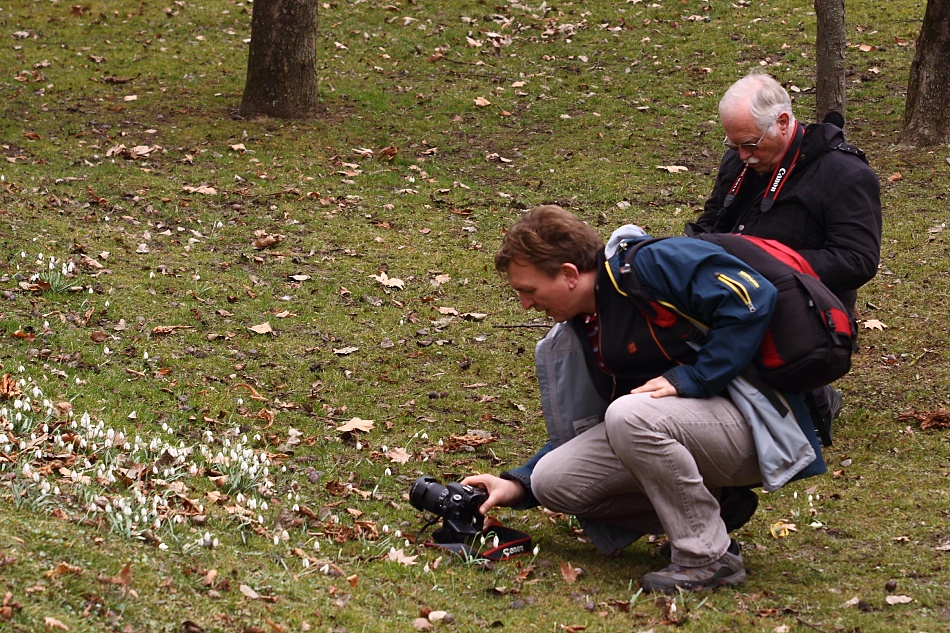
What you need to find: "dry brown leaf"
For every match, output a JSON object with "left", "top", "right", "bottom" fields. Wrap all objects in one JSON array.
[
  {"left": 45, "top": 562, "right": 83, "bottom": 578},
  {"left": 249, "top": 322, "right": 274, "bottom": 335},
  {"left": 559, "top": 561, "right": 580, "bottom": 583},
  {"left": 202, "top": 569, "right": 218, "bottom": 587},
  {"left": 231, "top": 383, "right": 268, "bottom": 401},
  {"left": 44, "top": 617, "right": 69, "bottom": 630},
  {"left": 252, "top": 234, "right": 283, "bottom": 249},
  {"left": 474, "top": 96, "right": 491, "bottom": 107},
  {"left": 152, "top": 325, "right": 194, "bottom": 335},
  {"left": 386, "top": 548, "right": 417, "bottom": 565},
  {"left": 885, "top": 595, "right": 913, "bottom": 605},
  {"left": 372, "top": 272, "right": 405, "bottom": 289},
  {"left": 862, "top": 319, "right": 887, "bottom": 330},
  {"left": 336, "top": 418, "right": 374, "bottom": 433},
  {"left": 0, "top": 374, "right": 22, "bottom": 400},
  {"left": 385, "top": 447, "right": 411, "bottom": 463},
  {"left": 240, "top": 584, "right": 260, "bottom": 600}
]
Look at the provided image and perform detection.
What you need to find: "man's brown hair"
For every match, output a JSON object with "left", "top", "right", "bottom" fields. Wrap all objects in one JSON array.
[{"left": 494, "top": 205, "right": 604, "bottom": 277}]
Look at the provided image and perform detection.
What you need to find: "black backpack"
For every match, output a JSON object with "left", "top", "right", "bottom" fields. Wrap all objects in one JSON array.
[{"left": 614, "top": 234, "right": 857, "bottom": 395}]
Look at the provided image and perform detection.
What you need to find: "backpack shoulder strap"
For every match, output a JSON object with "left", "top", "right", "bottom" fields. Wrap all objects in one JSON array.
[
  {"left": 834, "top": 141, "right": 869, "bottom": 164},
  {"left": 606, "top": 238, "right": 706, "bottom": 342}
]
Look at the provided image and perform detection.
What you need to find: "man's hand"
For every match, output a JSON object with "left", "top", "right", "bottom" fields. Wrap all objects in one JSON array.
[
  {"left": 631, "top": 375, "right": 678, "bottom": 398},
  {"left": 460, "top": 474, "right": 525, "bottom": 516}
]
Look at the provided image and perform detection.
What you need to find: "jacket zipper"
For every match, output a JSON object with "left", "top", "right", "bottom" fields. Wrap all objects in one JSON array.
[{"left": 716, "top": 273, "right": 756, "bottom": 313}]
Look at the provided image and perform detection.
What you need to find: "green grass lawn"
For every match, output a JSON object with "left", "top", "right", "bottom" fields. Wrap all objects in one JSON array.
[{"left": 1, "top": 1, "right": 948, "bottom": 631}]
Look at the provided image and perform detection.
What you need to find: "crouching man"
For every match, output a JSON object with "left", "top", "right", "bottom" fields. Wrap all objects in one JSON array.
[{"left": 463, "top": 205, "right": 825, "bottom": 592}]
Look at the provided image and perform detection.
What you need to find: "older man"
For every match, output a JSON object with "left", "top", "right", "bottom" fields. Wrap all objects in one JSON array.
[
  {"left": 690, "top": 70, "right": 881, "bottom": 315},
  {"left": 689, "top": 70, "right": 882, "bottom": 452}
]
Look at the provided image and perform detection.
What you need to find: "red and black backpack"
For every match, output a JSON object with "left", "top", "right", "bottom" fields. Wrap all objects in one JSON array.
[{"left": 616, "top": 233, "right": 857, "bottom": 395}]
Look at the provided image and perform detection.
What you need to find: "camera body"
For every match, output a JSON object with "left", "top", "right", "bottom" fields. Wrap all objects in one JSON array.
[{"left": 410, "top": 476, "right": 487, "bottom": 542}]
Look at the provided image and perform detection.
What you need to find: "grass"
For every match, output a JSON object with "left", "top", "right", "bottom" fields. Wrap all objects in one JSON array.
[{"left": 1, "top": 0, "right": 949, "bottom": 631}]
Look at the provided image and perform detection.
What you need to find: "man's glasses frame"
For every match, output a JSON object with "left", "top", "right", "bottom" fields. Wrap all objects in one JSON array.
[{"left": 723, "top": 119, "right": 775, "bottom": 152}]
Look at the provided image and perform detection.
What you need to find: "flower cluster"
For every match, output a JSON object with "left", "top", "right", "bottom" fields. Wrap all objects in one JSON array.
[{"left": 0, "top": 373, "right": 279, "bottom": 551}]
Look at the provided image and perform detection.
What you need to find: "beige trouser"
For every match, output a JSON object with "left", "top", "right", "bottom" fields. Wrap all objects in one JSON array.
[{"left": 531, "top": 392, "right": 763, "bottom": 566}]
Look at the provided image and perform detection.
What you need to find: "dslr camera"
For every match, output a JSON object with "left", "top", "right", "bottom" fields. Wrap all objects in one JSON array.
[{"left": 409, "top": 476, "right": 487, "bottom": 542}]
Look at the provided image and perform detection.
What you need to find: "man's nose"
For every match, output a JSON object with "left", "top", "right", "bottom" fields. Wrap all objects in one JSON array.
[{"left": 518, "top": 293, "right": 533, "bottom": 310}]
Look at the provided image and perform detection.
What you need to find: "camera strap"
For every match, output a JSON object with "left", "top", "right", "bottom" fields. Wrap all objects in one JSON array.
[{"left": 419, "top": 516, "right": 533, "bottom": 562}]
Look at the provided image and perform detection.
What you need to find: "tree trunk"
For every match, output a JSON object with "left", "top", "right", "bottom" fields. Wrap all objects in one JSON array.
[
  {"left": 240, "top": 0, "right": 319, "bottom": 119},
  {"left": 814, "top": 0, "right": 847, "bottom": 123},
  {"left": 901, "top": 0, "right": 950, "bottom": 146}
]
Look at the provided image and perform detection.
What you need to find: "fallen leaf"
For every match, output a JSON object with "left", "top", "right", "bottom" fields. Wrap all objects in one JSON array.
[
  {"left": 656, "top": 165, "right": 689, "bottom": 173},
  {"left": 372, "top": 272, "right": 405, "bottom": 289},
  {"left": 386, "top": 548, "right": 417, "bottom": 565},
  {"left": 249, "top": 322, "right": 274, "bottom": 335},
  {"left": 152, "top": 325, "right": 194, "bottom": 335},
  {"left": 559, "top": 561, "right": 580, "bottom": 583},
  {"left": 333, "top": 346, "right": 359, "bottom": 355},
  {"left": 252, "top": 233, "right": 283, "bottom": 249},
  {"left": 240, "top": 584, "right": 260, "bottom": 600},
  {"left": 862, "top": 319, "right": 887, "bottom": 330},
  {"left": 44, "top": 617, "right": 69, "bottom": 630},
  {"left": 44, "top": 562, "right": 83, "bottom": 578},
  {"left": 770, "top": 521, "right": 797, "bottom": 539},
  {"left": 336, "top": 418, "right": 374, "bottom": 433},
  {"left": 888, "top": 172, "right": 902, "bottom": 182},
  {"left": 474, "top": 96, "right": 491, "bottom": 107},
  {"left": 885, "top": 595, "right": 913, "bottom": 605},
  {"left": 385, "top": 447, "right": 411, "bottom": 463},
  {"left": 412, "top": 618, "right": 432, "bottom": 630},
  {"left": 182, "top": 184, "right": 217, "bottom": 195}
]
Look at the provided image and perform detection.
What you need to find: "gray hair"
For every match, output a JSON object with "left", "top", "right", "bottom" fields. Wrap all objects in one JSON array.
[{"left": 719, "top": 71, "right": 793, "bottom": 132}]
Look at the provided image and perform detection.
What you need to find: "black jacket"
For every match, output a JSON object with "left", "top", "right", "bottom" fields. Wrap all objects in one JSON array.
[{"left": 688, "top": 121, "right": 882, "bottom": 312}]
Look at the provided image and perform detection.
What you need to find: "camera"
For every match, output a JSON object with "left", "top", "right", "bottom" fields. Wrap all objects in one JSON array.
[{"left": 409, "top": 476, "right": 487, "bottom": 542}]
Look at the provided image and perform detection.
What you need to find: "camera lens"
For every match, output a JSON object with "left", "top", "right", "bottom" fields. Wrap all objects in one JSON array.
[{"left": 409, "top": 476, "right": 449, "bottom": 515}]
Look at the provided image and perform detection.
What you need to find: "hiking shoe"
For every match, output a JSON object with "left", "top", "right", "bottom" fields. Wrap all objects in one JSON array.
[{"left": 641, "top": 539, "right": 746, "bottom": 593}]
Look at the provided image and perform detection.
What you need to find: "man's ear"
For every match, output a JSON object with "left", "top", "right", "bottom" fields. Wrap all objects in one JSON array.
[{"left": 560, "top": 263, "right": 581, "bottom": 289}]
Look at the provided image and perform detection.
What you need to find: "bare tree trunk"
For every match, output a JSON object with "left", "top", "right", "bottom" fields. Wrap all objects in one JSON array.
[
  {"left": 240, "top": 0, "right": 319, "bottom": 119},
  {"left": 814, "top": 0, "right": 847, "bottom": 123},
  {"left": 901, "top": 0, "right": 950, "bottom": 146}
]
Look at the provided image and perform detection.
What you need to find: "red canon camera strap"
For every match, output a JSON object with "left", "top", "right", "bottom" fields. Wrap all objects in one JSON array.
[{"left": 419, "top": 516, "right": 533, "bottom": 561}]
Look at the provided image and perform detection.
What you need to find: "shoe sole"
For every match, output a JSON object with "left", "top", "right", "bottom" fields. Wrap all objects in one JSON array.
[{"left": 640, "top": 567, "right": 746, "bottom": 593}]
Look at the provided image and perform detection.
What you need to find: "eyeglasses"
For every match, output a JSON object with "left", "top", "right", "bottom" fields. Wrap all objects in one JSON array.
[{"left": 723, "top": 122, "right": 772, "bottom": 152}]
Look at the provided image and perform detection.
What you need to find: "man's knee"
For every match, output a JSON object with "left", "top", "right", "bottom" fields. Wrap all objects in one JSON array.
[{"left": 603, "top": 393, "right": 660, "bottom": 439}]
